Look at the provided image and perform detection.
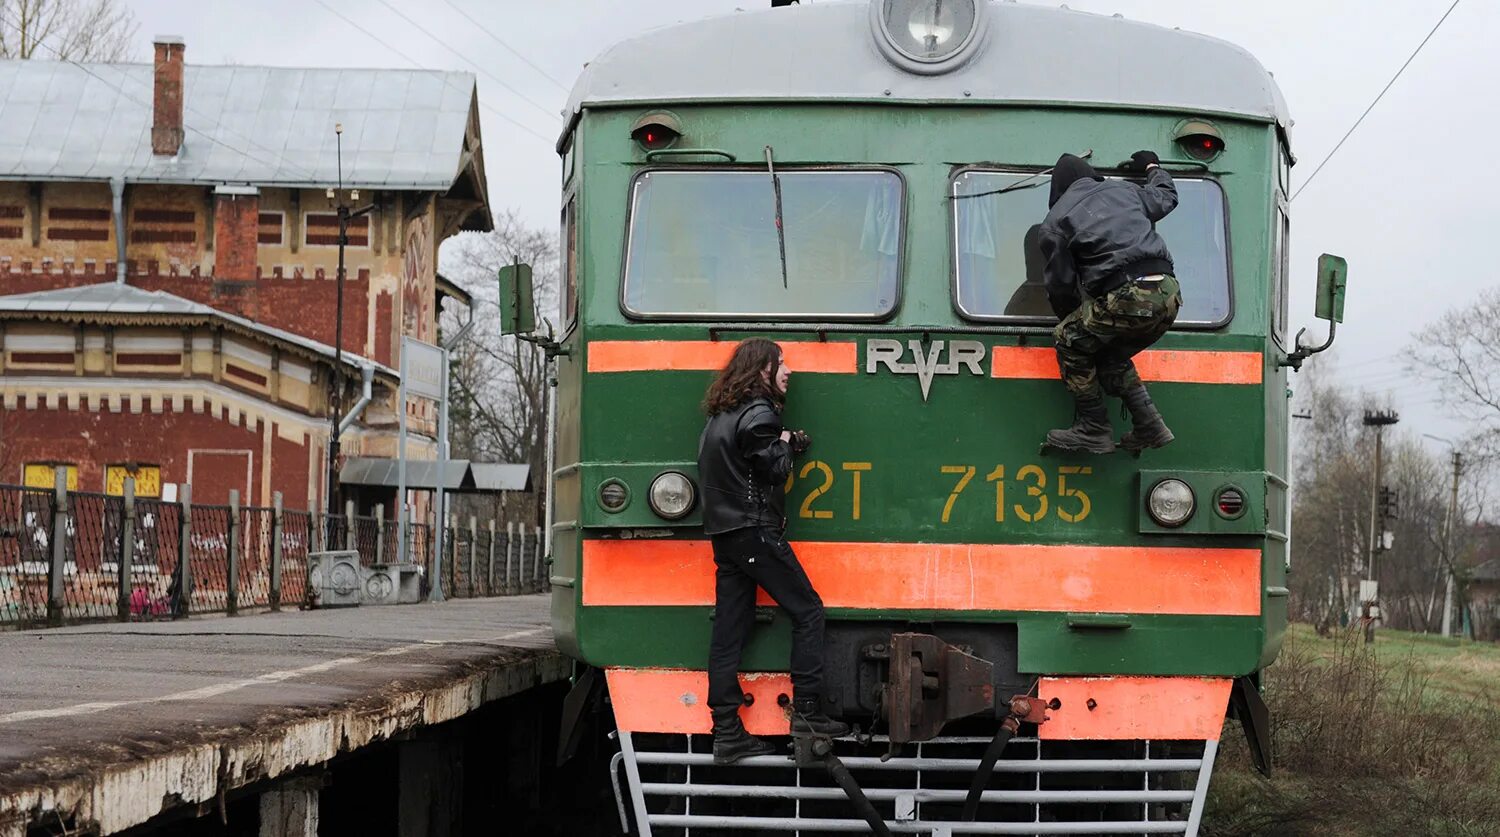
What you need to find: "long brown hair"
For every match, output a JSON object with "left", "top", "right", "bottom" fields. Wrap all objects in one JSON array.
[{"left": 702, "top": 338, "right": 784, "bottom": 415}]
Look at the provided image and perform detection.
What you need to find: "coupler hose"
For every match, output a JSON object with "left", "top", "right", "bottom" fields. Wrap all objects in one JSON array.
[
  {"left": 808, "top": 737, "right": 893, "bottom": 837},
  {"left": 962, "top": 695, "right": 1047, "bottom": 823},
  {"left": 960, "top": 720, "right": 1017, "bottom": 822}
]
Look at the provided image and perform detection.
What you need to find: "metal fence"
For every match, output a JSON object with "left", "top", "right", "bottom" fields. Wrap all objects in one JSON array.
[{"left": 0, "top": 475, "right": 548, "bottom": 629}]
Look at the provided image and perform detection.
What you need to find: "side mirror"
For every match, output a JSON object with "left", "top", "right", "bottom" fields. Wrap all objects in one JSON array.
[
  {"left": 497, "top": 261, "right": 535, "bottom": 336},
  {"left": 1281, "top": 253, "right": 1348, "bottom": 371},
  {"left": 1314, "top": 253, "right": 1347, "bottom": 323}
]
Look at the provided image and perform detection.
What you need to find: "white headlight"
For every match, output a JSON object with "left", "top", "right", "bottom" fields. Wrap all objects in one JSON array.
[
  {"left": 1148, "top": 479, "right": 1196, "bottom": 527},
  {"left": 878, "top": 0, "right": 977, "bottom": 63},
  {"left": 648, "top": 471, "right": 696, "bottom": 520}
]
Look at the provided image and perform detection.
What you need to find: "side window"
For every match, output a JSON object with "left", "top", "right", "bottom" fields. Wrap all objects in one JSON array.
[
  {"left": 1272, "top": 206, "right": 1289, "bottom": 343},
  {"left": 561, "top": 197, "right": 578, "bottom": 331}
]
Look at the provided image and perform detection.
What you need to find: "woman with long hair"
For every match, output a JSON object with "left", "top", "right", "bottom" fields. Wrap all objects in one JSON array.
[{"left": 696, "top": 338, "right": 848, "bottom": 765}]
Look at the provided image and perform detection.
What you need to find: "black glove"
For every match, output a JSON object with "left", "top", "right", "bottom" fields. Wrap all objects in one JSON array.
[
  {"left": 789, "top": 429, "right": 812, "bottom": 456},
  {"left": 1119, "top": 150, "right": 1160, "bottom": 172}
]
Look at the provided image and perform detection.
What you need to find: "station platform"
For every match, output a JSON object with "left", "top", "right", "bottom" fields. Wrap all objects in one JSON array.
[{"left": 0, "top": 595, "right": 567, "bottom": 835}]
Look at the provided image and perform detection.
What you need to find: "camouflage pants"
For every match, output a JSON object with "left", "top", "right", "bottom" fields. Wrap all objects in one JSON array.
[{"left": 1054, "top": 275, "right": 1181, "bottom": 399}]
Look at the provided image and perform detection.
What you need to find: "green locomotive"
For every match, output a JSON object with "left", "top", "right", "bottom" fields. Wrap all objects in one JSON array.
[{"left": 503, "top": 1, "right": 1347, "bottom": 833}]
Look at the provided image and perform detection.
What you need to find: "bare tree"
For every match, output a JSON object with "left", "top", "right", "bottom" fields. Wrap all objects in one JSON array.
[
  {"left": 1289, "top": 355, "right": 1495, "bottom": 635},
  {"left": 1409, "top": 287, "right": 1500, "bottom": 457},
  {"left": 439, "top": 210, "right": 560, "bottom": 526},
  {"left": 0, "top": 0, "right": 138, "bottom": 62}
]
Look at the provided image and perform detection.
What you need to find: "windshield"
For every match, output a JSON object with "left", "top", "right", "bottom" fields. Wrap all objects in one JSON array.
[
  {"left": 623, "top": 170, "right": 903, "bottom": 319},
  {"left": 952, "top": 171, "right": 1231, "bottom": 325}
]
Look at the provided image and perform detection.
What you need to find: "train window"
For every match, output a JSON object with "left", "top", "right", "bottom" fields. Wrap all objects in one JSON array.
[
  {"left": 951, "top": 170, "right": 1232, "bottom": 327},
  {"left": 1272, "top": 207, "right": 1289, "bottom": 343},
  {"left": 561, "top": 197, "right": 578, "bottom": 332},
  {"left": 622, "top": 170, "right": 902, "bottom": 319}
]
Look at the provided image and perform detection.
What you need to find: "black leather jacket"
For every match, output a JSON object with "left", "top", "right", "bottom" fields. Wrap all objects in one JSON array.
[
  {"left": 1039, "top": 167, "right": 1178, "bottom": 317},
  {"left": 697, "top": 397, "right": 793, "bottom": 535}
]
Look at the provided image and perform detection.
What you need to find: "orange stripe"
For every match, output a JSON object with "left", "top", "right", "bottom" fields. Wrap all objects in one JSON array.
[
  {"left": 588, "top": 340, "right": 858, "bottom": 374},
  {"left": 606, "top": 668, "right": 1230, "bottom": 740},
  {"left": 582, "top": 540, "right": 1261, "bottom": 616},
  {"left": 1037, "top": 676, "right": 1231, "bottom": 740},
  {"left": 990, "top": 346, "right": 1262, "bottom": 385}
]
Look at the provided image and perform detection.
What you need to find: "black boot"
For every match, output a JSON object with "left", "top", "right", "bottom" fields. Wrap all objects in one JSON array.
[
  {"left": 1044, "top": 393, "right": 1115, "bottom": 454},
  {"left": 712, "top": 708, "right": 777, "bottom": 765},
  {"left": 1119, "top": 383, "right": 1174, "bottom": 451},
  {"left": 790, "top": 696, "right": 851, "bottom": 738}
]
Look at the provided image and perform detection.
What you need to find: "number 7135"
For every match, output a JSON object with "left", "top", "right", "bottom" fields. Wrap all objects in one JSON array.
[{"left": 940, "top": 464, "right": 1092, "bottom": 524}]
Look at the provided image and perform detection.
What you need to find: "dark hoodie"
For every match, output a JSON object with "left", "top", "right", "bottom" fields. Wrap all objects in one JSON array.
[{"left": 1038, "top": 153, "right": 1178, "bottom": 318}]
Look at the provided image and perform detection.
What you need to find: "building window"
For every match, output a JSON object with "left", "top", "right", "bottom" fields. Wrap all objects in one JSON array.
[
  {"left": 105, "top": 465, "right": 162, "bottom": 497},
  {"left": 258, "top": 211, "right": 285, "bottom": 245},
  {"left": 304, "top": 213, "right": 369, "bottom": 247},
  {"left": 23, "top": 463, "right": 78, "bottom": 491},
  {"left": 129, "top": 208, "right": 198, "bottom": 243},
  {"left": 0, "top": 204, "right": 21, "bottom": 240},
  {"left": 47, "top": 207, "right": 111, "bottom": 241}
]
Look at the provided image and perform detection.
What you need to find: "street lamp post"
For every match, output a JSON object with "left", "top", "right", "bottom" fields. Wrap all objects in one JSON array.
[{"left": 324, "top": 123, "right": 375, "bottom": 547}]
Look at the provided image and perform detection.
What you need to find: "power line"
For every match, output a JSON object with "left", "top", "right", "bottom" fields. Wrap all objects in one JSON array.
[
  {"left": 309, "top": 0, "right": 553, "bottom": 145},
  {"left": 368, "top": 0, "right": 562, "bottom": 122},
  {"left": 1292, "top": 0, "right": 1462, "bottom": 202},
  {"left": 435, "top": 0, "right": 571, "bottom": 92},
  {"left": 0, "top": 9, "right": 315, "bottom": 180}
]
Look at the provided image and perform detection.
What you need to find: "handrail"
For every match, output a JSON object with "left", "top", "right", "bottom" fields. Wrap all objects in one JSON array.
[{"left": 644, "top": 147, "right": 737, "bottom": 162}]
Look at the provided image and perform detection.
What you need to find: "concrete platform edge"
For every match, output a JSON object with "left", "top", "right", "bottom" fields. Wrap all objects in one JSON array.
[{"left": 0, "top": 649, "right": 572, "bottom": 835}]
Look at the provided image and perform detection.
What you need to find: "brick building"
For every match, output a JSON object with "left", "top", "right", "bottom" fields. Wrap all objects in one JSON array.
[{"left": 0, "top": 37, "right": 492, "bottom": 511}]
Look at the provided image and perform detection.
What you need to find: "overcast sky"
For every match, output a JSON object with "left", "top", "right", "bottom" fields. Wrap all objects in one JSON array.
[{"left": 128, "top": 0, "right": 1493, "bottom": 455}]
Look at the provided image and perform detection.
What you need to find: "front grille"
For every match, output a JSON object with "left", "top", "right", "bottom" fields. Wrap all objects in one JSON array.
[{"left": 615, "top": 732, "right": 1218, "bottom": 836}]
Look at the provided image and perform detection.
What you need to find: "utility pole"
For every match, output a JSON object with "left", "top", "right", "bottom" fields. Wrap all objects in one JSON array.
[
  {"left": 1422, "top": 434, "right": 1463, "bottom": 638},
  {"left": 1442, "top": 450, "right": 1462, "bottom": 637},
  {"left": 1362, "top": 409, "right": 1399, "bottom": 643},
  {"left": 324, "top": 122, "right": 374, "bottom": 546}
]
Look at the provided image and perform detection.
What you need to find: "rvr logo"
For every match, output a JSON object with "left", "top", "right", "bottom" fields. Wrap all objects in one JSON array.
[{"left": 865, "top": 338, "right": 987, "bottom": 401}]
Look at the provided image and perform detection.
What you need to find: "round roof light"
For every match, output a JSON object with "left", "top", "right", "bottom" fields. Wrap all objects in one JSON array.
[{"left": 871, "top": 0, "right": 987, "bottom": 75}]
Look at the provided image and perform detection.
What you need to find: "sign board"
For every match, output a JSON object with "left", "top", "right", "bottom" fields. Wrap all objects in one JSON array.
[
  {"left": 1359, "top": 579, "right": 1379, "bottom": 604},
  {"left": 497, "top": 262, "right": 535, "bottom": 336},
  {"left": 401, "top": 337, "right": 444, "bottom": 401}
]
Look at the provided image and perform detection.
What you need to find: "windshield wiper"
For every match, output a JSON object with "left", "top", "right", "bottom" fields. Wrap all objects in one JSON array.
[
  {"left": 765, "top": 145, "right": 789, "bottom": 289},
  {"left": 949, "top": 148, "right": 1093, "bottom": 202}
]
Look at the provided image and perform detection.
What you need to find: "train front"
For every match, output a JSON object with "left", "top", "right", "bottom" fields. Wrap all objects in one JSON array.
[{"left": 545, "top": 2, "right": 1293, "bottom": 833}]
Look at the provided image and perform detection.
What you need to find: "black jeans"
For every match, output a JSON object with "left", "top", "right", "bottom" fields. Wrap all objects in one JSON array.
[{"left": 707, "top": 526, "right": 826, "bottom": 713}]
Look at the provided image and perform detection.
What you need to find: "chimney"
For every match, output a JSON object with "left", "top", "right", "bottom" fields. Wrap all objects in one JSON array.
[{"left": 151, "top": 36, "right": 185, "bottom": 157}]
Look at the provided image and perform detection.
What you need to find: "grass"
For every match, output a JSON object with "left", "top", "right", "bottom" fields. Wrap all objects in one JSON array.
[{"left": 1202, "top": 624, "right": 1500, "bottom": 837}]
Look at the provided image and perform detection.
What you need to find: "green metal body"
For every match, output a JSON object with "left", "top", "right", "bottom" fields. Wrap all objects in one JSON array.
[{"left": 549, "top": 102, "right": 1290, "bottom": 683}]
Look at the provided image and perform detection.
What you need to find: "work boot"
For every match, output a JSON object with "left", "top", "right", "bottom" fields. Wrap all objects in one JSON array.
[
  {"left": 1119, "top": 383, "right": 1174, "bottom": 451},
  {"left": 712, "top": 708, "right": 777, "bottom": 765},
  {"left": 790, "top": 696, "right": 851, "bottom": 738},
  {"left": 1044, "top": 394, "right": 1115, "bottom": 454}
]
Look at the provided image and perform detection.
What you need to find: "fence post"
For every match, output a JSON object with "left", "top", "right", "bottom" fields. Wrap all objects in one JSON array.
[
  {"left": 505, "top": 521, "right": 516, "bottom": 594},
  {"left": 533, "top": 525, "right": 544, "bottom": 593},
  {"left": 374, "top": 504, "right": 385, "bottom": 564},
  {"left": 486, "top": 519, "right": 496, "bottom": 597},
  {"left": 117, "top": 478, "right": 136, "bottom": 622},
  {"left": 309, "top": 497, "right": 322, "bottom": 552},
  {"left": 270, "top": 492, "right": 284, "bottom": 612},
  {"left": 226, "top": 489, "right": 241, "bottom": 616},
  {"left": 176, "top": 483, "right": 193, "bottom": 619},
  {"left": 344, "top": 499, "right": 356, "bottom": 552},
  {"left": 466, "top": 515, "right": 476, "bottom": 598},
  {"left": 47, "top": 465, "right": 68, "bottom": 626}
]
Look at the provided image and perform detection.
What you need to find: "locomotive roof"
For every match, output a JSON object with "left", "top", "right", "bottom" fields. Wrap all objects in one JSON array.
[{"left": 564, "top": 1, "right": 1290, "bottom": 142}]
